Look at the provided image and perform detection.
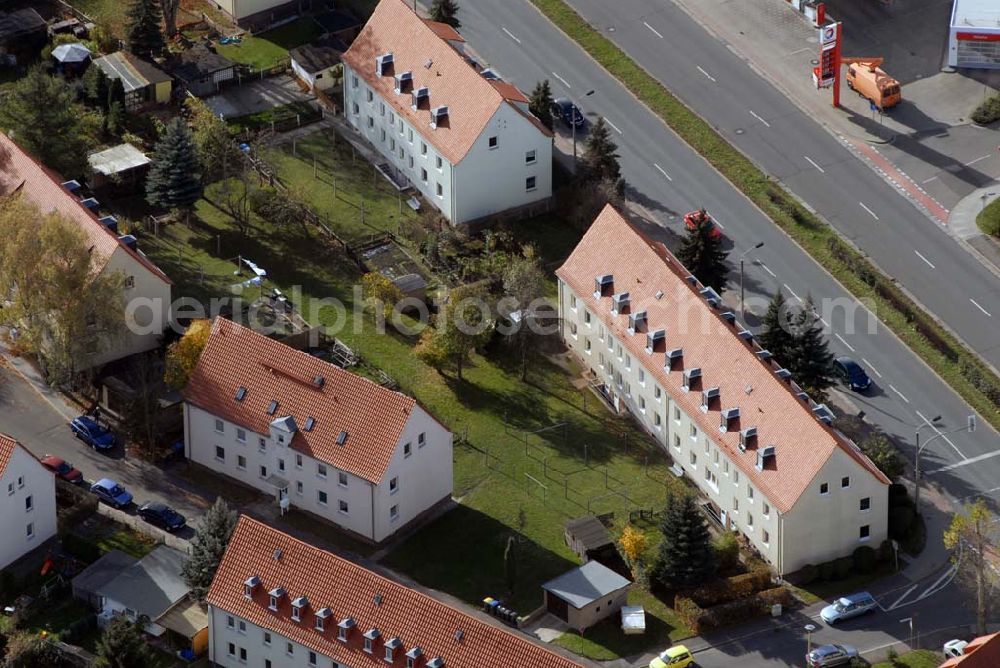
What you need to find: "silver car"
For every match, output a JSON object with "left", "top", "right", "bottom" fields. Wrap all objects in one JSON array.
[
  {"left": 820, "top": 591, "right": 878, "bottom": 624},
  {"left": 806, "top": 644, "right": 859, "bottom": 667}
]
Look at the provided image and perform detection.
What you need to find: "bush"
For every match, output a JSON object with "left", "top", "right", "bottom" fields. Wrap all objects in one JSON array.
[
  {"left": 819, "top": 560, "right": 838, "bottom": 581},
  {"left": 833, "top": 556, "right": 854, "bottom": 580},
  {"left": 674, "top": 596, "right": 706, "bottom": 635},
  {"left": 796, "top": 564, "right": 818, "bottom": 585},
  {"left": 889, "top": 505, "right": 916, "bottom": 541},
  {"left": 971, "top": 93, "right": 1000, "bottom": 125},
  {"left": 853, "top": 546, "right": 878, "bottom": 574},
  {"left": 61, "top": 533, "right": 101, "bottom": 564},
  {"left": 712, "top": 532, "right": 741, "bottom": 575},
  {"left": 687, "top": 570, "right": 773, "bottom": 607},
  {"left": 888, "top": 483, "right": 910, "bottom": 507}
]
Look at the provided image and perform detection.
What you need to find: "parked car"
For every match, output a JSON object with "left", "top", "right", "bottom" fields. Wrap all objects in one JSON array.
[
  {"left": 70, "top": 415, "right": 116, "bottom": 451},
  {"left": 649, "top": 645, "right": 695, "bottom": 668},
  {"left": 832, "top": 356, "right": 872, "bottom": 392},
  {"left": 39, "top": 455, "right": 83, "bottom": 484},
  {"left": 684, "top": 209, "right": 722, "bottom": 239},
  {"left": 820, "top": 591, "right": 878, "bottom": 625},
  {"left": 550, "top": 97, "right": 585, "bottom": 128},
  {"left": 943, "top": 639, "right": 968, "bottom": 658},
  {"left": 138, "top": 502, "right": 186, "bottom": 532},
  {"left": 89, "top": 478, "right": 132, "bottom": 509},
  {"left": 806, "top": 643, "right": 859, "bottom": 667}
]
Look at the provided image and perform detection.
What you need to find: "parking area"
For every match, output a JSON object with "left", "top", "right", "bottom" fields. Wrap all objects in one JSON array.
[{"left": 202, "top": 74, "right": 316, "bottom": 119}]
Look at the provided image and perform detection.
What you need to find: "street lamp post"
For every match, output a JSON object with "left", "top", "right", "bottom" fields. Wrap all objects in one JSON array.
[
  {"left": 914, "top": 414, "right": 977, "bottom": 515},
  {"left": 804, "top": 623, "right": 816, "bottom": 657},
  {"left": 900, "top": 617, "right": 914, "bottom": 649},
  {"left": 739, "top": 242, "right": 765, "bottom": 318},
  {"left": 571, "top": 90, "right": 596, "bottom": 170}
]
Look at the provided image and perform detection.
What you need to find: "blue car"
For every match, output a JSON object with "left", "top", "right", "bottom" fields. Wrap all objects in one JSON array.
[
  {"left": 832, "top": 357, "right": 872, "bottom": 392},
  {"left": 550, "top": 98, "right": 585, "bottom": 128},
  {"left": 90, "top": 478, "right": 133, "bottom": 509},
  {"left": 70, "top": 416, "right": 116, "bottom": 450}
]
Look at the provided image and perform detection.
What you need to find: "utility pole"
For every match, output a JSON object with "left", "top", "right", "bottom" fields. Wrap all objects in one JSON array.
[{"left": 915, "top": 415, "right": 976, "bottom": 515}]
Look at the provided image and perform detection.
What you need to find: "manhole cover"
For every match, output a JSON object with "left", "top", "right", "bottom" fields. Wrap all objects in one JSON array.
[
  {"left": 810, "top": 59, "right": 819, "bottom": 65},
  {"left": 608, "top": 26, "right": 616, "bottom": 32},
  {"left": 735, "top": 128, "right": 746, "bottom": 135}
]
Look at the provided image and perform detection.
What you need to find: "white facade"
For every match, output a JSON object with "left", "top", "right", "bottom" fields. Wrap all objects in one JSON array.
[
  {"left": 183, "top": 403, "right": 452, "bottom": 543},
  {"left": 342, "top": 66, "right": 552, "bottom": 225},
  {"left": 558, "top": 280, "right": 888, "bottom": 575},
  {"left": 210, "top": 0, "right": 296, "bottom": 22},
  {"left": 0, "top": 446, "right": 57, "bottom": 571},
  {"left": 209, "top": 606, "right": 346, "bottom": 668},
  {"left": 949, "top": 0, "right": 1000, "bottom": 69}
]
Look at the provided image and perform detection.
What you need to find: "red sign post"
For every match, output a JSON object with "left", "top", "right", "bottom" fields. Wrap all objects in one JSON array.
[{"left": 812, "top": 22, "right": 842, "bottom": 107}]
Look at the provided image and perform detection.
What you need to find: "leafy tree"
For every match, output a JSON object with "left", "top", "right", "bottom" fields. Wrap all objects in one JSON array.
[
  {"left": 429, "top": 0, "right": 460, "bottom": 28},
  {"left": 758, "top": 290, "right": 796, "bottom": 367},
  {"left": 182, "top": 497, "right": 238, "bottom": 602},
  {"left": 500, "top": 253, "right": 547, "bottom": 380},
  {"left": 125, "top": 0, "right": 165, "bottom": 58},
  {"left": 654, "top": 493, "right": 716, "bottom": 589},
  {"left": 619, "top": 525, "right": 647, "bottom": 576},
  {"left": 944, "top": 499, "right": 999, "bottom": 636},
  {"left": 789, "top": 295, "right": 835, "bottom": 400},
  {"left": 859, "top": 434, "right": 905, "bottom": 481},
  {"left": 164, "top": 319, "right": 212, "bottom": 389},
  {"left": 0, "top": 66, "right": 94, "bottom": 176},
  {"left": 676, "top": 210, "right": 729, "bottom": 294},
  {"left": 581, "top": 117, "right": 621, "bottom": 183},
  {"left": 560, "top": 177, "right": 623, "bottom": 231},
  {"left": 185, "top": 97, "right": 240, "bottom": 180},
  {"left": 93, "top": 615, "right": 153, "bottom": 668},
  {"left": 0, "top": 197, "right": 126, "bottom": 386},
  {"left": 146, "top": 117, "right": 203, "bottom": 212},
  {"left": 2, "top": 632, "right": 62, "bottom": 668},
  {"left": 528, "top": 80, "right": 554, "bottom": 129},
  {"left": 712, "top": 531, "right": 740, "bottom": 574},
  {"left": 362, "top": 272, "right": 403, "bottom": 321},
  {"left": 503, "top": 535, "right": 517, "bottom": 599},
  {"left": 416, "top": 284, "right": 494, "bottom": 380},
  {"left": 121, "top": 354, "right": 170, "bottom": 458}
]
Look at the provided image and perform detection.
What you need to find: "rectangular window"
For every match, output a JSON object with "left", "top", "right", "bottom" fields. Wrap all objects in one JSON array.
[
  {"left": 654, "top": 412, "right": 662, "bottom": 427},
  {"left": 689, "top": 451, "right": 697, "bottom": 467},
  {"left": 258, "top": 437, "right": 266, "bottom": 451},
  {"left": 409, "top": 155, "right": 414, "bottom": 168},
  {"left": 421, "top": 141, "right": 427, "bottom": 155},
  {"left": 584, "top": 337, "right": 591, "bottom": 352},
  {"left": 436, "top": 155, "right": 443, "bottom": 169},
  {"left": 747, "top": 513, "right": 753, "bottom": 529},
  {"left": 264, "top": 632, "right": 272, "bottom": 646},
  {"left": 317, "top": 464, "right": 327, "bottom": 478},
  {"left": 364, "top": 638, "right": 373, "bottom": 653},
  {"left": 237, "top": 455, "right": 246, "bottom": 470},
  {"left": 228, "top": 642, "right": 235, "bottom": 656},
  {"left": 215, "top": 419, "right": 224, "bottom": 433},
  {"left": 286, "top": 642, "right": 294, "bottom": 656},
  {"left": 734, "top": 470, "right": 740, "bottom": 484},
  {"left": 723, "top": 460, "right": 729, "bottom": 474},
  {"left": 215, "top": 446, "right": 225, "bottom": 461},
  {"left": 236, "top": 428, "right": 246, "bottom": 443},
  {"left": 820, "top": 482, "right": 829, "bottom": 495},
  {"left": 390, "top": 504, "right": 399, "bottom": 520},
  {"left": 390, "top": 477, "right": 398, "bottom": 494},
  {"left": 352, "top": 102, "right": 359, "bottom": 115},
  {"left": 379, "top": 101, "right": 385, "bottom": 115},
  {"left": 338, "top": 471, "right": 348, "bottom": 487},
  {"left": 673, "top": 434, "right": 680, "bottom": 450},
  {"left": 841, "top": 476, "right": 851, "bottom": 488},
  {"left": 488, "top": 136, "right": 498, "bottom": 149},
  {"left": 859, "top": 525, "right": 871, "bottom": 541},
  {"left": 239, "top": 647, "right": 247, "bottom": 662},
  {"left": 259, "top": 465, "right": 267, "bottom": 478},
  {"left": 367, "top": 89, "right": 373, "bottom": 102},
  {"left": 525, "top": 149, "right": 536, "bottom": 164},
  {"left": 295, "top": 454, "right": 302, "bottom": 468},
  {"left": 639, "top": 396, "right": 646, "bottom": 411},
  {"left": 24, "top": 495, "right": 32, "bottom": 512},
  {"left": 860, "top": 497, "right": 871, "bottom": 511},
  {"left": 278, "top": 459, "right": 285, "bottom": 472},
  {"left": 389, "top": 111, "right": 394, "bottom": 123},
  {"left": 762, "top": 529, "right": 770, "bottom": 544},
  {"left": 318, "top": 491, "right": 328, "bottom": 505},
  {"left": 763, "top": 502, "right": 770, "bottom": 517},
  {"left": 674, "top": 407, "right": 682, "bottom": 422},
  {"left": 404, "top": 442, "right": 412, "bottom": 458},
  {"left": 408, "top": 128, "right": 413, "bottom": 142},
  {"left": 352, "top": 75, "right": 358, "bottom": 88},
  {"left": 309, "top": 651, "right": 317, "bottom": 666},
  {"left": 380, "top": 128, "right": 386, "bottom": 142},
  {"left": 399, "top": 147, "right": 405, "bottom": 160},
  {"left": 747, "top": 485, "right": 754, "bottom": 502},
  {"left": 733, "top": 497, "right": 739, "bottom": 512},
  {"left": 420, "top": 167, "right": 428, "bottom": 183},
  {"left": 436, "top": 182, "right": 443, "bottom": 197},
  {"left": 227, "top": 615, "right": 235, "bottom": 629},
  {"left": 690, "top": 425, "right": 698, "bottom": 440},
  {"left": 390, "top": 138, "right": 395, "bottom": 151},
  {"left": 368, "top": 116, "right": 374, "bottom": 128},
  {"left": 638, "top": 368, "right": 645, "bottom": 384},
  {"left": 296, "top": 481, "right": 303, "bottom": 495},
  {"left": 418, "top": 432, "right": 425, "bottom": 447},
  {"left": 339, "top": 500, "right": 349, "bottom": 514},
  {"left": 655, "top": 386, "right": 662, "bottom": 400}
]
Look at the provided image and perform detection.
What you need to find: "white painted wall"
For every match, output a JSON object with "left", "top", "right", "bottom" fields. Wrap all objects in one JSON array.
[
  {"left": 209, "top": 605, "right": 354, "bottom": 668},
  {"left": 0, "top": 446, "right": 57, "bottom": 571},
  {"left": 212, "top": 0, "right": 293, "bottom": 21}
]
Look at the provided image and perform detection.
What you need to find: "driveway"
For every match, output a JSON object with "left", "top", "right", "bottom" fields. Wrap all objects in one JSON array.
[{"left": 203, "top": 74, "right": 316, "bottom": 119}]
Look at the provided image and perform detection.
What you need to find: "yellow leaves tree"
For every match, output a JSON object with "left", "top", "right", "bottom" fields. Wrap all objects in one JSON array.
[
  {"left": 362, "top": 272, "right": 403, "bottom": 321},
  {"left": 944, "top": 499, "right": 999, "bottom": 635},
  {"left": 619, "top": 525, "right": 647, "bottom": 577},
  {"left": 164, "top": 319, "right": 212, "bottom": 389}
]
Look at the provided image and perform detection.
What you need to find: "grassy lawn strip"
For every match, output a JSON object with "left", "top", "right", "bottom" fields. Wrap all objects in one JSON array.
[
  {"left": 977, "top": 197, "right": 1000, "bottom": 237},
  {"left": 217, "top": 17, "right": 321, "bottom": 70},
  {"left": 226, "top": 101, "right": 319, "bottom": 131},
  {"left": 789, "top": 564, "right": 896, "bottom": 606},
  {"left": 529, "top": 0, "right": 1000, "bottom": 433},
  {"left": 871, "top": 649, "right": 941, "bottom": 668}
]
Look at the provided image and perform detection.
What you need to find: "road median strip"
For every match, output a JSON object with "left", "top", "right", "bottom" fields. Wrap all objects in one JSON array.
[{"left": 529, "top": 0, "right": 1000, "bottom": 433}]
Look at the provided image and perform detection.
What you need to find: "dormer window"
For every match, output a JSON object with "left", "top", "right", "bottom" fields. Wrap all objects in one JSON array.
[
  {"left": 337, "top": 617, "right": 356, "bottom": 642},
  {"left": 720, "top": 407, "right": 740, "bottom": 432},
  {"left": 774, "top": 368, "right": 791, "bottom": 381},
  {"left": 739, "top": 427, "right": 757, "bottom": 451},
  {"left": 314, "top": 607, "right": 332, "bottom": 631},
  {"left": 268, "top": 587, "right": 286, "bottom": 611},
  {"left": 304, "top": 417, "right": 315, "bottom": 432},
  {"left": 682, "top": 367, "right": 702, "bottom": 392},
  {"left": 243, "top": 575, "right": 260, "bottom": 599},
  {"left": 665, "top": 348, "right": 684, "bottom": 371},
  {"left": 700, "top": 286, "right": 721, "bottom": 308},
  {"left": 384, "top": 637, "right": 402, "bottom": 662},
  {"left": 756, "top": 349, "right": 773, "bottom": 361},
  {"left": 291, "top": 596, "right": 308, "bottom": 622},
  {"left": 430, "top": 105, "right": 449, "bottom": 129},
  {"left": 628, "top": 310, "right": 647, "bottom": 334},
  {"left": 406, "top": 647, "right": 423, "bottom": 668},
  {"left": 700, "top": 387, "right": 720, "bottom": 411},
  {"left": 363, "top": 628, "right": 380, "bottom": 653},
  {"left": 376, "top": 52, "right": 394, "bottom": 75},
  {"left": 593, "top": 274, "right": 614, "bottom": 298},
  {"left": 411, "top": 86, "right": 429, "bottom": 109},
  {"left": 645, "top": 329, "right": 665, "bottom": 354},
  {"left": 427, "top": 659, "right": 445, "bottom": 668},
  {"left": 235, "top": 387, "right": 247, "bottom": 402},
  {"left": 756, "top": 445, "right": 776, "bottom": 471},
  {"left": 611, "top": 292, "right": 630, "bottom": 315},
  {"left": 394, "top": 71, "right": 413, "bottom": 93}
]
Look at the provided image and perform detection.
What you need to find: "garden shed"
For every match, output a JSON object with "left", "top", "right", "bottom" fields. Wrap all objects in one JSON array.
[
  {"left": 542, "top": 560, "right": 632, "bottom": 631},
  {"left": 564, "top": 515, "right": 614, "bottom": 561}
]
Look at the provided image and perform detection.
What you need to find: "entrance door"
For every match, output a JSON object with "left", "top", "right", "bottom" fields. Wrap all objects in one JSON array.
[{"left": 546, "top": 593, "right": 569, "bottom": 622}]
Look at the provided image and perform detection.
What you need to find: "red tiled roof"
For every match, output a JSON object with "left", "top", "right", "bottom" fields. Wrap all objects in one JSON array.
[
  {"left": 423, "top": 19, "right": 464, "bottom": 43},
  {"left": 206, "top": 516, "right": 582, "bottom": 668},
  {"left": 342, "top": 0, "right": 543, "bottom": 164},
  {"left": 489, "top": 80, "right": 529, "bottom": 104},
  {"left": 0, "top": 433, "right": 16, "bottom": 478},
  {"left": 182, "top": 319, "right": 419, "bottom": 484},
  {"left": 941, "top": 633, "right": 1000, "bottom": 668},
  {"left": 556, "top": 205, "right": 889, "bottom": 513},
  {"left": 0, "top": 133, "right": 170, "bottom": 285}
]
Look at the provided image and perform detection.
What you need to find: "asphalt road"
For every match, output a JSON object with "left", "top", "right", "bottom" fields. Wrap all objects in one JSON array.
[{"left": 456, "top": 0, "right": 1000, "bottom": 503}]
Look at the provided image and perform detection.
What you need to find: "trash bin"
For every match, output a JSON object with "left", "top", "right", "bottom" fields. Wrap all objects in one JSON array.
[{"left": 771, "top": 603, "right": 782, "bottom": 617}]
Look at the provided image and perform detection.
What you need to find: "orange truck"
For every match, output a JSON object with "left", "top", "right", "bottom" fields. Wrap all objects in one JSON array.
[{"left": 845, "top": 59, "right": 901, "bottom": 110}]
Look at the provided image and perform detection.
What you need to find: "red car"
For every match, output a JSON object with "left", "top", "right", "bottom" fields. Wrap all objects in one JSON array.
[
  {"left": 40, "top": 455, "right": 84, "bottom": 484},
  {"left": 684, "top": 209, "right": 722, "bottom": 238}
]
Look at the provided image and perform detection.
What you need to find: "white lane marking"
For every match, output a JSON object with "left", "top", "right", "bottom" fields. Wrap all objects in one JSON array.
[
  {"left": 965, "top": 154, "right": 991, "bottom": 166},
  {"left": 501, "top": 27, "right": 521, "bottom": 44},
  {"left": 916, "top": 562, "right": 959, "bottom": 601},
  {"left": 914, "top": 250, "right": 936, "bottom": 269},
  {"left": 970, "top": 298, "right": 993, "bottom": 317},
  {"left": 759, "top": 262, "right": 777, "bottom": 278},
  {"left": 749, "top": 110, "right": 771, "bottom": 128},
  {"left": 653, "top": 163, "right": 673, "bottom": 182},
  {"left": 786, "top": 46, "right": 811, "bottom": 56},
  {"left": 834, "top": 333, "right": 856, "bottom": 352},
  {"left": 804, "top": 155, "right": 826, "bottom": 173},
  {"left": 552, "top": 71, "right": 571, "bottom": 88},
  {"left": 889, "top": 384, "right": 910, "bottom": 403},
  {"left": 886, "top": 585, "right": 919, "bottom": 611},
  {"left": 962, "top": 484, "right": 1000, "bottom": 502},
  {"left": 604, "top": 118, "right": 623, "bottom": 134},
  {"left": 819, "top": 317, "right": 830, "bottom": 327},
  {"left": 916, "top": 409, "right": 967, "bottom": 460},
  {"left": 859, "top": 201, "right": 880, "bottom": 220},
  {"left": 643, "top": 21, "right": 664, "bottom": 39},
  {"left": 861, "top": 358, "right": 883, "bottom": 378},
  {"left": 932, "top": 449, "right": 1000, "bottom": 474},
  {"left": 782, "top": 283, "right": 801, "bottom": 302},
  {"left": 921, "top": 175, "right": 938, "bottom": 184},
  {"left": 697, "top": 65, "right": 717, "bottom": 83}
]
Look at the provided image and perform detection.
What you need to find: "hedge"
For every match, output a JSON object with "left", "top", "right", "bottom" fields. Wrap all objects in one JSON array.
[
  {"left": 686, "top": 569, "right": 773, "bottom": 607},
  {"left": 675, "top": 587, "right": 792, "bottom": 634},
  {"left": 529, "top": 0, "right": 1000, "bottom": 433},
  {"left": 971, "top": 93, "right": 1000, "bottom": 126}
]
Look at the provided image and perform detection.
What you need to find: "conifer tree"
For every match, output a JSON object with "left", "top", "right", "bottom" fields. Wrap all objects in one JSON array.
[
  {"left": 676, "top": 210, "right": 729, "bottom": 294},
  {"left": 789, "top": 295, "right": 835, "bottom": 399},
  {"left": 125, "top": 0, "right": 165, "bottom": 58},
  {"left": 582, "top": 117, "right": 621, "bottom": 183},
  {"left": 759, "top": 290, "right": 796, "bottom": 367},
  {"left": 528, "top": 79, "right": 554, "bottom": 129},
  {"left": 181, "top": 497, "right": 238, "bottom": 602},
  {"left": 654, "top": 494, "right": 716, "bottom": 589},
  {"left": 429, "top": 0, "right": 460, "bottom": 28},
  {"left": 146, "top": 117, "right": 203, "bottom": 212}
]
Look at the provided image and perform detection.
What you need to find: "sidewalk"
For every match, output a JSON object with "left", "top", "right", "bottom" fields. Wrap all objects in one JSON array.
[{"left": 949, "top": 187, "right": 1000, "bottom": 278}]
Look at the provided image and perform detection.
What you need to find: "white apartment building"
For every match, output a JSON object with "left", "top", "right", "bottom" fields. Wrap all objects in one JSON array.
[
  {"left": 0, "top": 133, "right": 173, "bottom": 371},
  {"left": 0, "top": 433, "right": 57, "bottom": 571},
  {"left": 206, "top": 516, "right": 583, "bottom": 668},
  {"left": 182, "top": 318, "right": 452, "bottom": 544},
  {"left": 342, "top": 0, "right": 553, "bottom": 225},
  {"left": 557, "top": 205, "right": 890, "bottom": 576}
]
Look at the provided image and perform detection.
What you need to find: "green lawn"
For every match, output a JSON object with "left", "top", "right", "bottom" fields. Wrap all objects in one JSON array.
[
  {"left": 71, "top": 0, "right": 126, "bottom": 37},
  {"left": 217, "top": 17, "right": 321, "bottom": 70},
  {"left": 227, "top": 101, "right": 320, "bottom": 132},
  {"left": 977, "top": 196, "right": 1000, "bottom": 237},
  {"left": 871, "top": 649, "right": 941, "bottom": 668}
]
